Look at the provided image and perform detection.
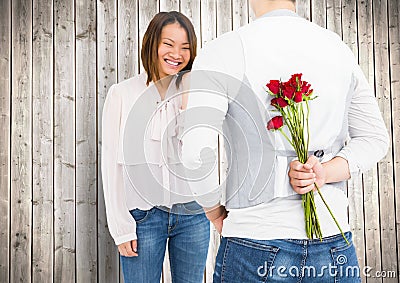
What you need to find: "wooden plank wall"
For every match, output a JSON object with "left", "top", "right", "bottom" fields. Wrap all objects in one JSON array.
[{"left": 0, "top": 0, "right": 399, "bottom": 282}]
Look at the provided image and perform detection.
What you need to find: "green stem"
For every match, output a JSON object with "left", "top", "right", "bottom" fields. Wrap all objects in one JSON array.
[
  {"left": 314, "top": 183, "right": 350, "bottom": 245},
  {"left": 278, "top": 128, "right": 294, "bottom": 148},
  {"left": 305, "top": 101, "right": 310, "bottom": 152},
  {"left": 309, "top": 193, "right": 322, "bottom": 240}
]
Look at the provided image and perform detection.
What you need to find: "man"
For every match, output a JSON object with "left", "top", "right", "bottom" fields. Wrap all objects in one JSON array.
[{"left": 181, "top": 0, "right": 389, "bottom": 281}]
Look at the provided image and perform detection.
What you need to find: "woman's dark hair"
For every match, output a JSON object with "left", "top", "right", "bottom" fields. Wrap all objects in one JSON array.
[{"left": 141, "top": 11, "right": 197, "bottom": 87}]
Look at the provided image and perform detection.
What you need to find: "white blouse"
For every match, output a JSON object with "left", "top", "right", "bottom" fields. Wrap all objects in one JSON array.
[{"left": 101, "top": 73, "right": 194, "bottom": 245}]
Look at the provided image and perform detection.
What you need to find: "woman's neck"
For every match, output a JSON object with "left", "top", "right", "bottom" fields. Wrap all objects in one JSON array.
[{"left": 154, "top": 75, "right": 173, "bottom": 100}]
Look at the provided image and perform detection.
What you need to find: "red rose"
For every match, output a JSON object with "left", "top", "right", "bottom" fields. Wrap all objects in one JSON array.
[
  {"left": 291, "top": 73, "right": 302, "bottom": 80},
  {"left": 301, "top": 81, "right": 311, "bottom": 93},
  {"left": 267, "top": 116, "right": 284, "bottom": 130},
  {"left": 291, "top": 73, "right": 302, "bottom": 82},
  {"left": 306, "top": 89, "right": 313, "bottom": 96},
  {"left": 266, "top": 80, "right": 281, "bottom": 95},
  {"left": 282, "top": 83, "right": 295, "bottom": 99},
  {"left": 294, "top": 91, "right": 303, "bottom": 103},
  {"left": 271, "top": 97, "right": 289, "bottom": 108},
  {"left": 290, "top": 73, "right": 302, "bottom": 87}
]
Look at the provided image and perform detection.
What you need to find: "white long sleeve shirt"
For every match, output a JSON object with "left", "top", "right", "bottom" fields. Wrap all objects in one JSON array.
[
  {"left": 181, "top": 9, "right": 389, "bottom": 239},
  {"left": 101, "top": 73, "right": 194, "bottom": 245}
]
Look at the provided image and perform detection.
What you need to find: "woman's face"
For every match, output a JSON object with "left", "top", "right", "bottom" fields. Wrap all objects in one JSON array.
[{"left": 157, "top": 22, "right": 191, "bottom": 79}]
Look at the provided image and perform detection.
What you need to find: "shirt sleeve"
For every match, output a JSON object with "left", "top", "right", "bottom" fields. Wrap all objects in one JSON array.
[
  {"left": 181, "top": 48, "right": 230, "bottom": 208},
  {"left": 101, "top": 84, "right": 138, "bottom": 245},
  {"left": 336, "top": 63, "right": 390, "bottom": 176}
]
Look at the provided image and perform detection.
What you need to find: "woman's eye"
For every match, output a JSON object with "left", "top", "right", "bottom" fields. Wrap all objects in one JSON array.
[
  {"left": 164, "top": 43, "right": 172, "bottom": 47},
  {"left": 182, "top": 47, "right": 190, "bottom": 50}
]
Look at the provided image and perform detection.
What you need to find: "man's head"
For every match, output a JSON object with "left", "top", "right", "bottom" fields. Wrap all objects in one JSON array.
[{"left": 249, "top": 0, "right": 296, "bottom": 18}]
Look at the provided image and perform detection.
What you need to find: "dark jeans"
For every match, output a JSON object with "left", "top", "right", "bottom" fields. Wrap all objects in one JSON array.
[
  {"left": 120, "top": 202, "right": 210, "bottom": 283},
  {"left": 213, "top": 232, "right": 361, "bottom": 282}
]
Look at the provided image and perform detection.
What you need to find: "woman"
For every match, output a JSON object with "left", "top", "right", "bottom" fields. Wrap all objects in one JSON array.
[{"left": 101, "top": 11, "right": 209, "bottom": 283}]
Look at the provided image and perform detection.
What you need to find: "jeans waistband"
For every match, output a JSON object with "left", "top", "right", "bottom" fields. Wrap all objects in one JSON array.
[
  {"left": 156, "top": 201, "right": 204, "bottom": 215},
  {"left": 284, "top": 231, "right": 352, "bottom": 245}
]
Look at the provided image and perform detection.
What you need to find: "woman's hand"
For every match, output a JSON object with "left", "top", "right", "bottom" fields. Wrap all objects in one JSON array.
[
  {"left": 211, "top": 211, "right": 227, "bottom": 234},
  {"left": 288, "top": 156, "right": 327, "bottom": 194},
  {"left": 205, "top": 205, "right": 228, "bottom": 234},
  {"left": 118, "top": 240, "right": 138, "bottom": 257}
]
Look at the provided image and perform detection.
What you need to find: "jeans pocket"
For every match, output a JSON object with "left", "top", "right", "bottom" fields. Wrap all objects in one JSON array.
[
  {"left": 330, "top": 242, "right": 361, "bottom": 283},
  {"left": 130, "top": 208, "right": 151, "bottom": 224},
  {"left": 220, "top": 238, "right": 279, "bottom": 283}
]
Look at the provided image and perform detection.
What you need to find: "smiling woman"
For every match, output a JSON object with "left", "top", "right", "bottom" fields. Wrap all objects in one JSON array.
[
  {"left": 101, "top": 11, "right": 210, "bottom": 283},
  {"left": 141, "top": 11, "right": 197, "bottom": 88},
  {"left": 157, "top": 23, "right": 191, "bottom": 79}
]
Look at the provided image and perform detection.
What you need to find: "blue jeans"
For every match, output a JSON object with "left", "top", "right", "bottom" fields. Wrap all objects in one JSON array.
[
  {"left": 213, "top": 232, "right": 361, "bottom": 282},
  {"left": 120, "top": 201, "right": 210, "bottom": 283}
]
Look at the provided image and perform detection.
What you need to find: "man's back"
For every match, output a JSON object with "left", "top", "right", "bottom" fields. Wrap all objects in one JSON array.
[
  {"left": 184, "top": 8, "right": 387, "bottom": 212},
  {"left": 188, "top": 11, "right": 362, "bottom": 208}
]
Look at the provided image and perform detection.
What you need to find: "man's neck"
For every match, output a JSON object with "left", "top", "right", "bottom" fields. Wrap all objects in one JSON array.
[{"left": 253, "top": 1, "right": 296, "bottom": 18}]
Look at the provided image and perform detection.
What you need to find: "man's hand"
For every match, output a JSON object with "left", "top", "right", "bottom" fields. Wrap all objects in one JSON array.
[
  {"left": 288, "top": 156, "right": 327, "bottom": 194},
  {"left": 118, "top": 240, "right": 138, "bottom": 257},
  {"left": 289, "top": 156, "right": 351, "bottom": 194}
]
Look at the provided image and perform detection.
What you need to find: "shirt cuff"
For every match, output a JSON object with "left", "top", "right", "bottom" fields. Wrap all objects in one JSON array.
[
  {"left": 336, "top": 149, "right": 361, "bottom": 178},
  {"left": 113, "top": 232, "right": 138, "bottom": 246},
  {"left": 193, "top": 189, "right": 221, "bottom": 208}
]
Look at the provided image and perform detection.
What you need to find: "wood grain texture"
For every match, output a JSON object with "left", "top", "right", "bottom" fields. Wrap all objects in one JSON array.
[
  {"left": 341, "top": 0, "right": 357, "bottom": 56},
  {"left": 248, "top": 0, "right": 255, "bottom": 22},
  {"left": 232, "top": 0, "right": 248, "bottom": 30},
  {"left": 160, "top": 0, "right": 179, "bottom": 11},
  {"left": 340, "top": 0, "right": 365, "bottom": 274},
  {"left": 388, "top": 0, "right": 400, "bottom": 275},
  {"left": 296, "top": 0, "right": 311, "bottom": 20},
  {"left": 54, "top": 0, "right": 76, "bottom": 281},
  {"left": 200, "top": 0, "right": 217, "bottom": 46},
  {"left": 75, "top": 0, "right": 98, "bottom": 281},
  {"left": 326, "top": 0, "right": 342, "bottom": 35},
  {"left": 181, "top": 0, "right": 201, "bottom": 53},
  {"left": 357, "top": 2, "right": 382, "bottom": 281},
  {"left": 10, "top": 0, "right": 33, "bottom": 282},
  {"left": 162, "top": 247, "right": 172, "bottom": 283},
  {"left": 0, "top": 0, "right": 10, "bottom": 281},
  {"left": 118, "top": 0, "right": 139, "bottom": 80},
  {"left": 32, "top": 0, "right": 54, "bottom": 281},
  {"left": 311, "top": 0, "right": 326, "bottom": 28},
  {"left": 373, "top": 0, "right": 398, "bottom": 280},
  {"left": 97, "top": 0, "right": 119, "bottom": 282},
  {"left": 347, "top": 176, "right": 366, "bottom": 274},
  {"left": 217, "top": 0, "right": 232, "bottom": 36},
  {"left": 138, "top": 0, "right": 159, "bottom": 73}
]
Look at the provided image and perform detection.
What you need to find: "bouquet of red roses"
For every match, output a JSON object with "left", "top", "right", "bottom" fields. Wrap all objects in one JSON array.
[{"left": 266, "top": 73, "right": 348, "bottom": 243}]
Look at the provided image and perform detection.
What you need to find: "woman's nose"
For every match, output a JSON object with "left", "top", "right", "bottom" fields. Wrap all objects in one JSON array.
[{"left": 170, "top": 47, "right": 182, "bottom": 58}]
